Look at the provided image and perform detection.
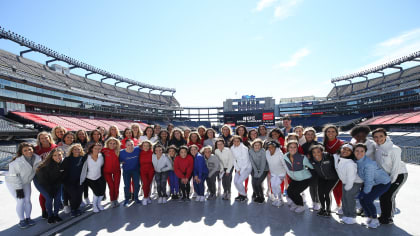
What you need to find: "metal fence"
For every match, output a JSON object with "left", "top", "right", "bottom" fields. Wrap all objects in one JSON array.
[{"left": 401, "top": 146, "right": 420, "bottom": 165}]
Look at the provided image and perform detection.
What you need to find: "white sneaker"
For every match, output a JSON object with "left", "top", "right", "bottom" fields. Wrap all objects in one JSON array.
[
  {"left": 192, "top": 192, "right": 197, "bottom": 198},
  {"left": 63, "top": 206, "right": 71, "bottom": 214},
  {"left": 195, "top": 196, "right": 201, "bottom": 202},
  {"left": 200, "top": 196, "right": 205, "bottom": 202},
  {"left": 367, "top": 219, "right": 380, "bottom": 229},
  {"left": 277, "top": 199, "right": 284, "bottom": 207},
  {"left": 158, "top": 197, "right": 163, "bottom": 204},
  {"left": 365, "top": 217, "right": 372, "bottom": 225},
  {"left": 271, "top": 199, "right": 278, "bottom": 206},
  {"left": 93, "top": 204, "right": 100, "bottom": 213},
  {"left": 286, "top": 196, "right": 293, "bottom": 205},
  {"left": 162, "top": 197, "right": 167, "bottom": 204},
  {"left": 313, "top": 202, "right": 321, "bottom": 211},
  {"left": 337, "top": 207, "right": 343, "bottom": 215},
  {"left": 142, "top": 199, "right": 148, "bottom": 206},
  {"left": 97, "top": 196, "right": 105, "bottom": 210},
  {"left": 290, "top": 203, "right": 297, "bottom": 211},
  {"left": 147, "top": 198, "right": 152, "bottom": 204},
  {"left": 84, "top": 198, "right": 91, "bottom": 205},
  {"left": 343, "top": 217, "right": 357, "bottom": 225},
  {"left": 295, "top": 206, "right": 305, "bottom": 213}
]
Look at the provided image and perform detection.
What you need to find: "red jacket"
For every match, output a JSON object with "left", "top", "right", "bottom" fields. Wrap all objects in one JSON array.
[
  {"left": 174, "top": 155, "right": 194, "bottom": 179},
  {"left": 325, "top": 138, "right": 344, "bottom": 154},
  {"left": 121, "top": 138, "right": 139, "bottom": 149},
  {"left": 278, "top": 137, "right": 286, "bottom": 153},
  {"left": 35, "top": 143, "right": 58, "bottom": 160},
  {"left": 140, "top": 149, "right": 154, "bottom": 170},
  {"left": 187, "top": 141, "right": 203, "bottom": 150},
  {"left": 102, "top": 148, "right": 121, "bottom": 173}
]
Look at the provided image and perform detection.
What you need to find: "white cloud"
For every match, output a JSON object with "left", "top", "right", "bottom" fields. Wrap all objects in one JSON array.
[
  {"left": 255, "top": 0, "right": 278, "bottom": 11},
  {"left": 273, "top": 47, "right": 310, "bottom": 69},
  {"left": 378, "top": 28, "right": 420, "bottom": 48},
  {"left": 274, "top": 0, "right": 301, "bottom": 19}
]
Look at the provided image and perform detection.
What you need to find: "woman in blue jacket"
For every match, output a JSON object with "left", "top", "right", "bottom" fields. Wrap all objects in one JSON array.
[
  {"left": 192, "top": 144, "right": 208, "bottom": 202},
  {"left": 354, "top": 143, "right": 391, "bottom": 229}
]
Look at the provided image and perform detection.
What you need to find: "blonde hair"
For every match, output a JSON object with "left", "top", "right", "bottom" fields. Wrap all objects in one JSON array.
[
  {"left": 131, "top": 123, "right": 142, "bottom": 139},
  {"left": 105, "top": 137, "right": 121, "bottom": 156},
  {"left": 107, "top": 125, "right": 121, "bottom": 139},
  {"left": 67, "top": 143, "right": 86, "bottom": 157},
  {"left": 286, "top": 133, "right": 299, "bottom": 145},
  {"left": 36, "top": 131, "right": 54, "bottom": 147},
  {"left": 200, "top": 145, "right": 213, "bottom": 154},
  {"left": 51, "top": 126, "right": 67, "bottom": 142}
]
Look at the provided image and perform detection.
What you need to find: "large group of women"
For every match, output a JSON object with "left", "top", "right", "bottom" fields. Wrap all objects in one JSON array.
[{"left": 5, "top": 120, "right": 408, "bottom": 230}]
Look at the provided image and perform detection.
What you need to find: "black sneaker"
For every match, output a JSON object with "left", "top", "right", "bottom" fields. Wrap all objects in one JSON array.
[
  {"left": 54, "top": 215, "right": 63, "bottom": 222},
  {"left": 172, "top": 194, "right": 179, "bottom": 200},
  {"left": 25, "top": 218, "right": 36, "bottom": 226},
  {"left": 235, "top": 196, "right": 242, "bottom": 201},
  {"left": 76, "top": 209, "right": 83, "bottom": 216},
  {"left": 378, "top": 217, "right": 393, "bottom": 225},
  {"left": 317, "top": 209, "right": 326, "bottom": 216},
  {"left": 252, "top": 192, "right": 257, "bottom": 201},
  {"left": 47, "top": 217, "right": 55, "bottom": 224},
  {"left": 239, "top": 195, "right": 247, "bottom": 202},
  {"left": 42, "top": 211, "right": 48, "bottom": 219},
  {"left": 324, "top": 211, "right": 332, "bottom": 218}
]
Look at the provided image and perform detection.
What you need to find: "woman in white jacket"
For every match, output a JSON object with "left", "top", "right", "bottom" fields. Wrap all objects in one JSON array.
[
  {"left": 333, "top": 144, "right": 363, "bottom": 225},
  {"left": 215, "top": 139, "right": 234, "bottom": 200},
  {"left": 5, "top": 142, "right": 41, "bottom": 229},
  {"left": 230, "top": 135, "right": 252, "bottom": 202},
  {"left": 265, "top": 141, "right": 288, "bottom": 207},
  {"left": 372, "top": 128, "right": 408, "bottom": 225},
  {"left": 152, "top": 144, "right": 173, "bottom": 204}
]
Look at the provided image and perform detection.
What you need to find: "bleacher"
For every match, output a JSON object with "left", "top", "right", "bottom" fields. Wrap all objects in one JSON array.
[
  {"left": 0, "top": 49, "right": 180, "bottom": 108},
  {"left": 290, "top": 113, "right": 368, "bottom": 128},
  {"left": 0, "top": 116, "right": 37, "bottom": 138},
  {"left": 360, "top": 111, "right": 420, "bottom": 126}
]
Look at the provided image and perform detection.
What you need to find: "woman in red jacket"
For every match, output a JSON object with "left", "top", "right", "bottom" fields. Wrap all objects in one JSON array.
[
  {"left": 174, "top": 146, "right": 194, "bottom": 202},
  {"left": 103, "top": 137, "right": 122, "bottom": 208},
  {"left": 323, "top": 124, "right": 344, "bottom": 214},
  {"left": 140, "top": 140, "right": 154, "bottom": 205},
  {"left": 187, "top": 132, "right": 203, "bottom": 150}
]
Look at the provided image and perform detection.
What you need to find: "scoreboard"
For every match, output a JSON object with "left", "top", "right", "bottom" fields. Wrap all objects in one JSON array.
[{"left": 223, "top": 111, "right": 275, "bottom": 127}]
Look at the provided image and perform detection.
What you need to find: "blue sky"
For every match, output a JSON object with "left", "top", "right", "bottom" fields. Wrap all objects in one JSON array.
[{"left": 1, "top": 0, "right": 420, "bottom": 107}]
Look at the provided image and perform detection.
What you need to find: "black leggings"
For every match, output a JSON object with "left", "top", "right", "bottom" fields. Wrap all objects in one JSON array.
[
  {"left": 85, "top": 177, "right": 106, "bottom": 196},
  {"left": 317, "top": 178, "right": 339, "bottom": 211},
  {"left": 83, "top": 182, "right": 89, "bottom": 199},
  {"left": 380, "top": 173, "right": 408, "bottom": 219},
  {"left": 288, "top": 178, "right": 311, "bottom": 206},
  {"left": 64, "top": 184, "right": 84, "bottom": 211},
  {"left": 252, "top": 171, "right": 268, "bottom": 198},
  {"left": 179, "top": 176, "right": 192, "bottom": 197}
]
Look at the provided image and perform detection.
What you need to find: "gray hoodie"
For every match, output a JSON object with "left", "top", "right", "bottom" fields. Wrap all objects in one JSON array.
[
  {"left": 205, "top": 154, "right": 220, "bottom": 178},
  {"left": 249, "top": 148, "right": 268, "bottom": 178}
]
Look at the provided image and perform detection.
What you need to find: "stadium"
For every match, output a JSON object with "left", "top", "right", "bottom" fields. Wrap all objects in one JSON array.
[{"left": 0, "top": 23, "right": 419, "bottom": 236}]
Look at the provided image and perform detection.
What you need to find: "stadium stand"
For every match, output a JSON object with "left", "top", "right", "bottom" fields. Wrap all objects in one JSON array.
[
  {"left": 0, "top": 116, "right": 37, "bottom": 138},
  {"left": 360, "top": 111, "right": 420, "bottom": 126}
]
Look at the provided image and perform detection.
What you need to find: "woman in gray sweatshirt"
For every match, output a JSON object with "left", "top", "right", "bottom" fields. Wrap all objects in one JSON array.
[
  {"left": 249, "top": 139, "right": 269, "bottom": 204},
  {"left": 201, "top": 146, "right": 220, "bottom": 199},
  {"left": 152, "top": 144, "right": 173, "bottom": 204}
]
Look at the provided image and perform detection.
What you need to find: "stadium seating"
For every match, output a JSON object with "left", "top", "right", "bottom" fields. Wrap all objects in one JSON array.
[
  {"left": 0, "top": 116, "right": 37, "bottom": 137},
  {"left": 360, "top": 111, "right": 420, "bottom": 125},
  {"left": 289, "top": 114, "right": 368, "bottom": 128}
]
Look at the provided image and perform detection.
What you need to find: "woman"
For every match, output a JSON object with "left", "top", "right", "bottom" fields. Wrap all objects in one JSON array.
[
  {"left": 35, "top": 148, "right": 65, "bottom": 224},
  {"left": 333, "top": 144, "right": 363, "bottom": 225},
  {"left": 302, "top": 127, "right": 319, "bottom": 156},
  {"left": 157, "top": 130, "right": 170, "bottom": 149},
  {"left": 169, "top": 128, "right": 187, "bottom": 147},
  {"left": 192, "top": 145, "right": 208, "bottom": 202},
  {"left": 174, "top": 146, "right": 194, "bottom": 201},
  {"left": 5, "top": 143, "right": 41, "bottom": 228},
  {"left": 249, "top": 139, "right": 268, "bottom": 203},
  {"left": 231, "top": 135, "right": 252, "bottom": 202},
  {"left": 309, "top": 145, "right": 339, "bottom": 217},
  {"left": 372, "top": 128, "right": 408, "bottom": 225},
  {"left": 257, "top": 125, "right": 268, "bottom": 141},
  {"left": 268, "top": 128, "right": 286, "bottom": 153},
  {"left": 265, "top": 141, "right": 287, "bottom": 207},
  {"left": 323, "top": 124, "right": 344, "bottom": 214},
  {"left": 119, "top": 139, "right": 141, "bottom": 206},
  {"left": 203, "top": 128, "right": 217, "bottom": 148},
  {"left": 87, "top": 129, "right": 104, "bottom": 151},
  {"left": 140, "top": 140, "right": 155, "bottom": 205},
  {"left": 57, "top": 132, "right": 75, "bottom": 157},
  {"left": 153, "top": 124, "right": 162, "bottom": 139},
  {"left": 103, "top": 138, "right": 122, "bottom": 208},
  {"left": 202, "top": 146, "right": 220, "bottom": 199},
  {"left": 294, "top": 126, "right": 306, "bottom": 146},
  {"left": 235, "top": 125, "right": 249, "bottom": 147},
  {"left": 188, "top": 132, "right": 203, "bottom": 150},
  {"left": 131, "top": 123, "right": 142, "bottom": 140},
  {"left": 247, "top": 129, "right": 259, "bottom": 143},
  {"left": 121, "top": 128, "right": 139, "bottom": 149},
  {"left": 51, "top": 126, "right": 67, "bottom": 144},
  {"left": 34, "top": 132, "right": 57, "bottom": 219},
  {"left": 75, "top": 130, "right": 89, "bottom": 150},
  {"left": 167, "top": 123, "right": 174, "bottom": 135},
  {"left": 167, "top": 145, "right": 180, "bottom": 199},
  {"left": 197, "top": 126, "right": 207, "bottom": 144},
  {"left": 96, "top": 126, "right": 107, "bottom": 142},
  {"left": 214, "top": 139, "right": 234, "bottom": 200},
  {"left": 355, "top": 143, "right": 391, "bottom": 229},
  {"left": 350, "top": 125, "right": 376, "bottom": 160},
  {"left": 183, "top": 128, "right": 191, "bottom": 143},
  {"left": 106, "top": 125, "right": 121, "bottom": 141},
  {"left": 140, "top": 126, "right": 157, "bottom": 143},
  {"left": 283, "top": 140, "right": 314, "bottom": 213},
  {"left": 285, "top": 133, "right": 304, "bottom": 154},
  {"left": 62, "top": 144, "right": 86, "bottom": 217},
  {"left": 152, "top": 144, "right": 173, "bottom": 204},
  {"left": 220, "top": 125, "right": 232, "bottom": 147},
  {"left": 81, "top": 143, "right": 106, "bottom": 213}
]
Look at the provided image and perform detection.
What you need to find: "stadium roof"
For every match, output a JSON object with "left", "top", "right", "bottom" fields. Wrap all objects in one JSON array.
[
  {"left": 331, "top": 50, "right": 420, "bottom": 84},
  {"left": 0, "top": 26, "right": 176, "bottom": 93}
]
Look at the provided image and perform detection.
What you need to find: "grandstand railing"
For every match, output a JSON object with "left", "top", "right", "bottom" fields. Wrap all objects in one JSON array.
[{"left": 401, "top": 146, "right": 420, "bottom": 165}]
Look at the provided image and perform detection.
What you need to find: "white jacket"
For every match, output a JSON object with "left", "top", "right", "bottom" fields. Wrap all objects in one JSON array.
[
  {"left": 265, "top": 148, "right": 287, "bottom": 176},
  {"left": 215, "top": 147, "right": 234, "bottom": 173},
  {"left": 231, "top": 143, "right": 251, "bottom": 173},
  {"left": 375, "top": 137, "right": 408, "bottom": 183},
  {"left": 5, "top": 154, "right": 41, "bottom": 190},
  {"left": 152, "top": 154, "right": 173, "bottom": 172},
  {"left": 333, "top": 154, "right": 363, "bottom": 191},
  {"left": 350, "top": 138, "right": 376, "bottom": 161}
]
